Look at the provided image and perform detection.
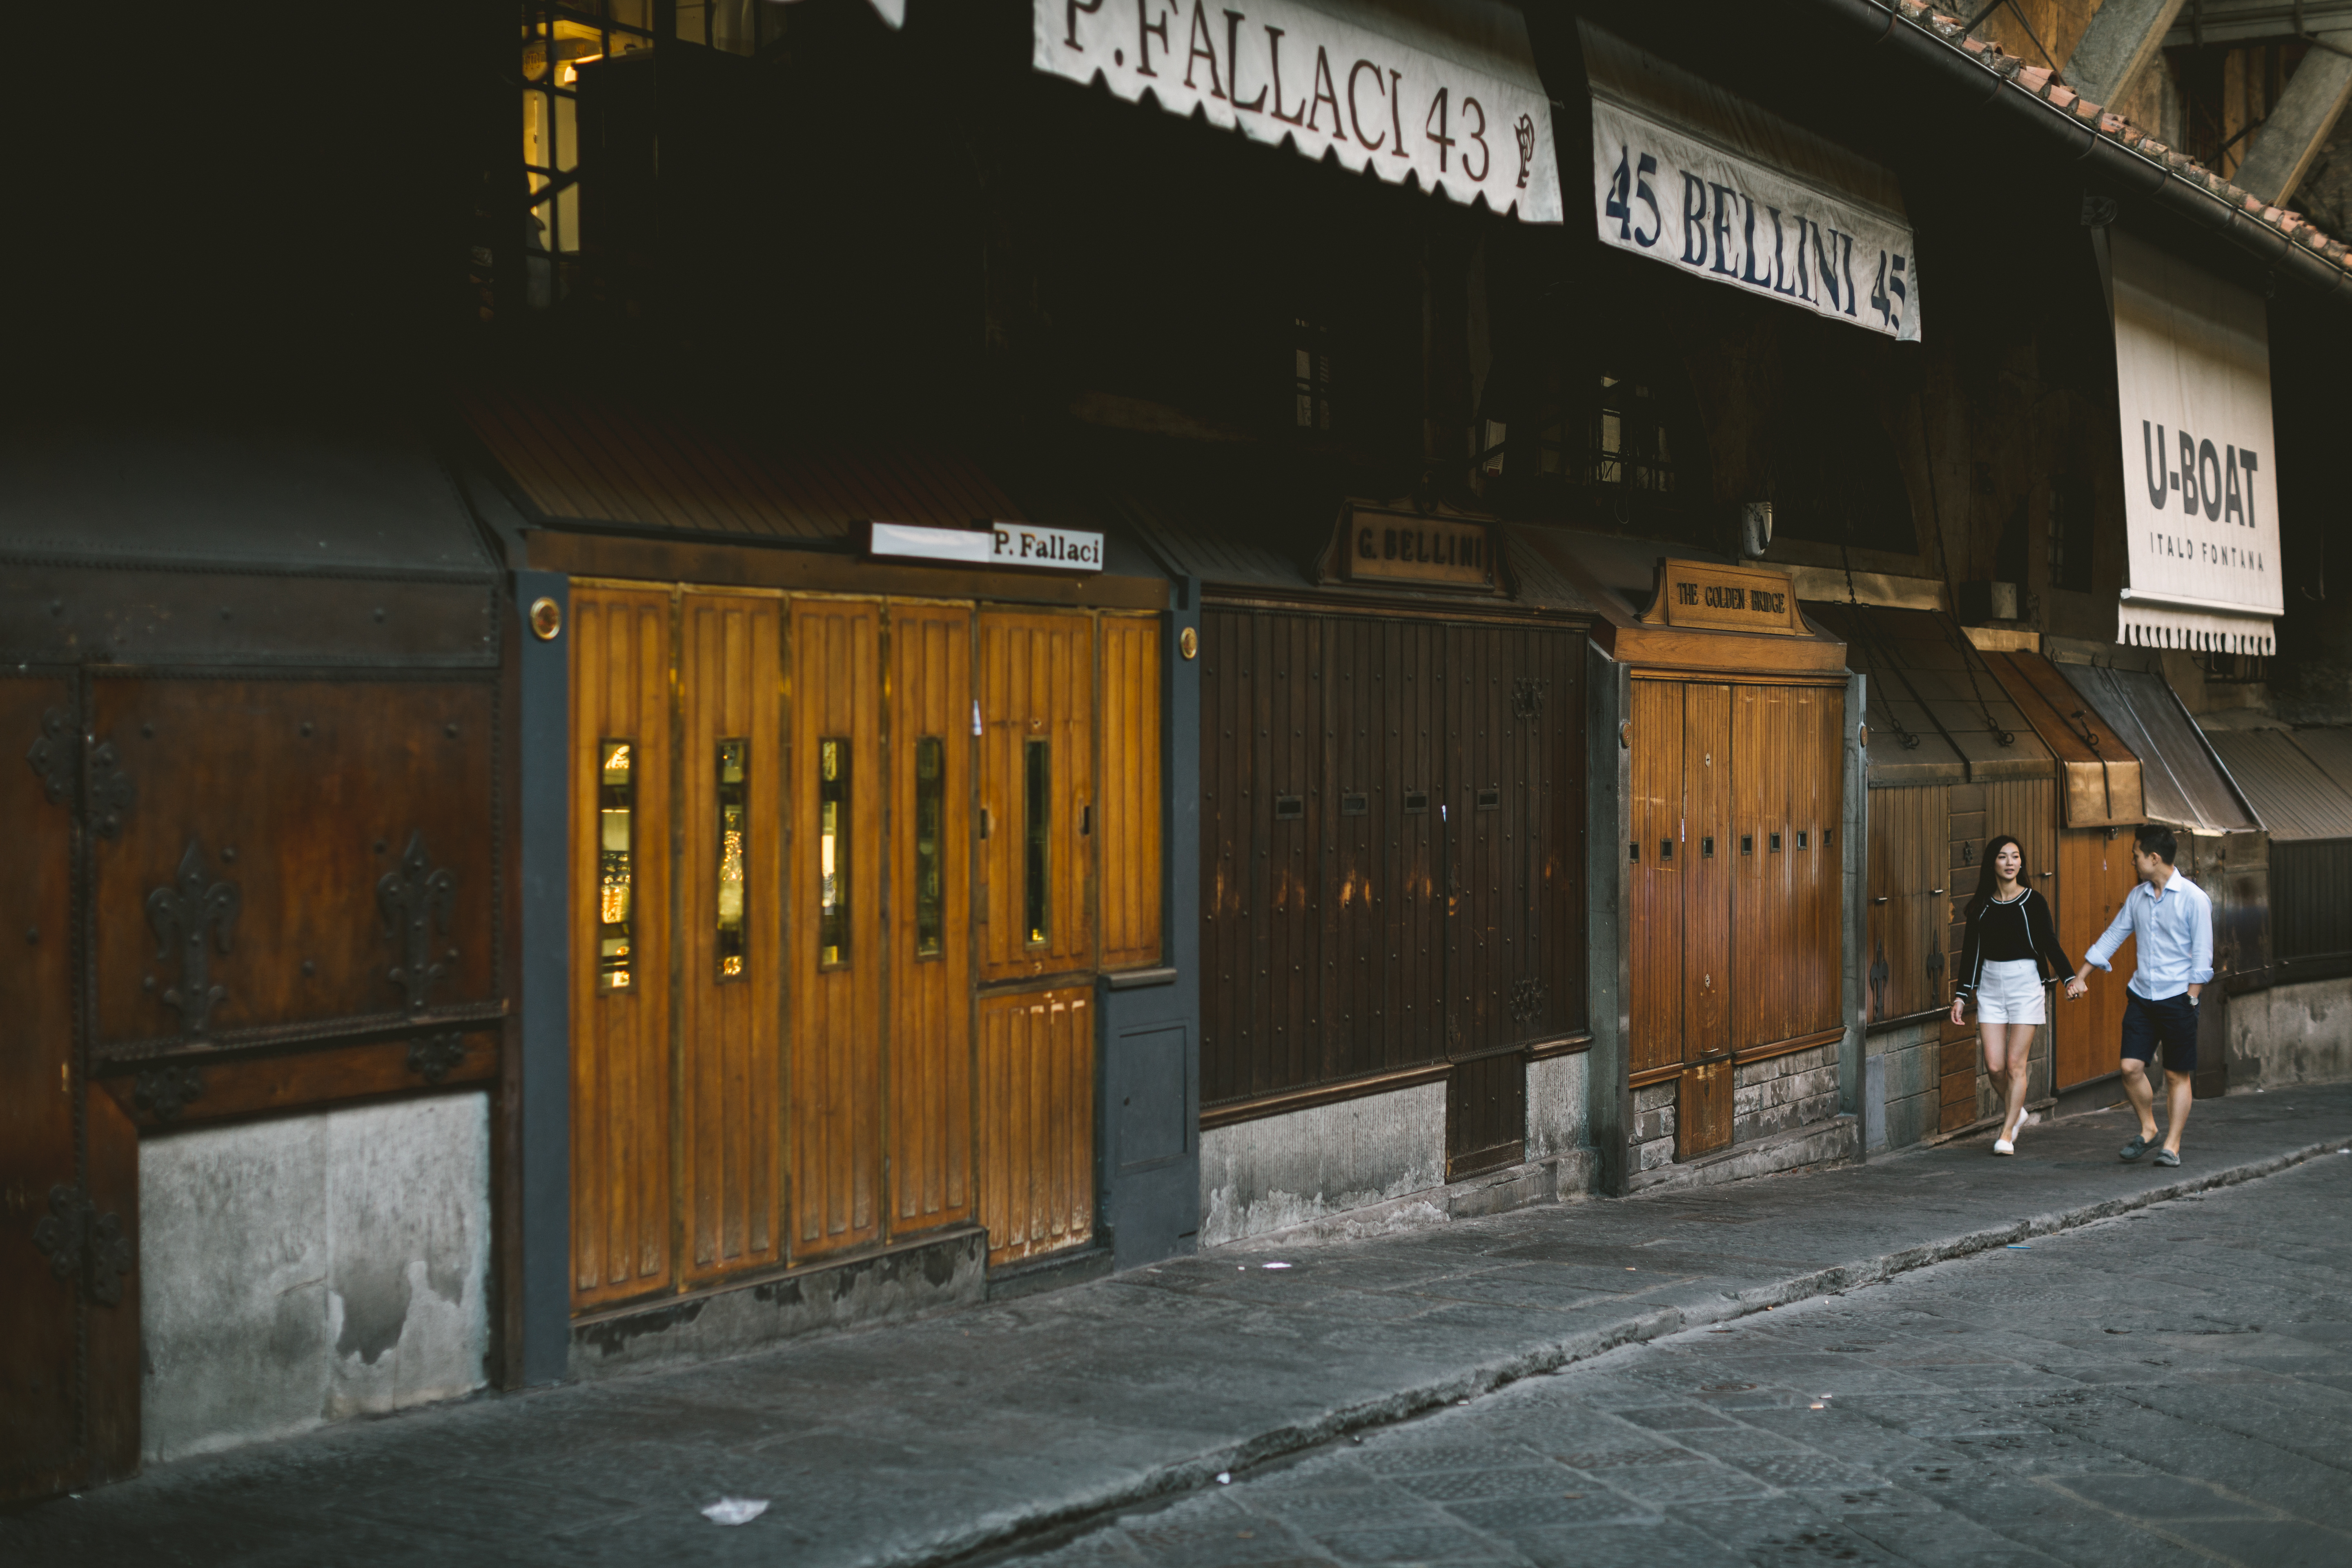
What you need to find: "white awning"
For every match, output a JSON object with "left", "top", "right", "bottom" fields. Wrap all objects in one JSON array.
[
  {"left": 2104, "top": 229, "right": 2283, "bottom": 657},
  {"left": 1581, "top": 22, "right": 1920, "bottom": 342},
  {"left": 1033, "top": 0, "right": 1562, "bottom": 221}
]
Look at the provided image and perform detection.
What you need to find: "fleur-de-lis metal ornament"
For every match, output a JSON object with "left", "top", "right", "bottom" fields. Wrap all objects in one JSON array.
[
  {"left": 380, "top": 831, "right": 456, "bottom": 1014},
  {"left": 134, "top": 1065, "right": 205, "bottom": 1123},
  {"left": 27, "top": 708, "right": 74, "bottom": 805},
  {"left": 1869, "top": 941, "right": 1889, "bottom": 1020},
  {"left": 148, "top": 840, "right": 241, "bottom": 1038},
  {"left": 1510, "top": 977, "right": 1548, "bottom": 1024},
  {"left": 407, "top": 1032, "right": 467, "bottom": 1085},
  {"left": 31, "top": 1185, "right": 133, "bottom": 1307}
]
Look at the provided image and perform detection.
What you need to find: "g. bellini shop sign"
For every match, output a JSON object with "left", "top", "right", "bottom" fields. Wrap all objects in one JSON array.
[{"left": 1035, "top": 0, "right": 1564, "bottom": 222}]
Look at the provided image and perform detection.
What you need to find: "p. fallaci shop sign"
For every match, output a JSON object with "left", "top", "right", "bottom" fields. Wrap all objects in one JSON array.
[
  {"left": 865, "top": 521, "right": 1105, "bottom": 572},
  {"left": 1035, "top": 0, "right": 1563, "bottom": 222}
]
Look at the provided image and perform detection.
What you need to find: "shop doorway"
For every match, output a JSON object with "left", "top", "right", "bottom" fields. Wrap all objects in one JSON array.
[
  {"left": 567, "top": 588, "right": 1159, "bottom": 1309},
  {"left": 1198, "top": 610, "right": 1586, "bottom": 1177},
  {"left": 1627, "top": 677, "right": 1845, "bottom": 1160}
]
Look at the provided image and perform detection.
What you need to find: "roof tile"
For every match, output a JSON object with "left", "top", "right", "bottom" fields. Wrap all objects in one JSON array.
[{"left": 1896, "top": 9, "right": 2346, "bottom": 282}]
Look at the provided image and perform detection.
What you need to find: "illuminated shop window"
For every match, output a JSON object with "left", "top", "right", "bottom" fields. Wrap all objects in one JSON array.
[
  {"left": 818, "top": 738, "right": 850, "bottom": 967},
  {"left": 913, "top": 736, "right": 945, "bottom": 960},
  {"left": 1022, "top": 739, "right": 1051, "bottom": 947},
  {"left": 715, "top": 739, "right": 748, "bottom": 979},
  {"left": 597, "top": 739, "right": 635, "bottom": 989},
  {"left": 520, "top": 2, "right": 654, "bottom": 309}
]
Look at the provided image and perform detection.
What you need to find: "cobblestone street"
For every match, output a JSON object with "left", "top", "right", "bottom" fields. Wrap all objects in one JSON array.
[{"left": 1007, "top": 1153, "right": 2352, "bottom": 1568}]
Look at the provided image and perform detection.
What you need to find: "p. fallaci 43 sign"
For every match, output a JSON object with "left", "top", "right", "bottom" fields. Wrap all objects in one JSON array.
[
  {"left": 1035, "top": 0, "right": 1563, "bottom": 222},
  {"left": 1588, "top": 90, "right": 1920, "bottom": 341}
]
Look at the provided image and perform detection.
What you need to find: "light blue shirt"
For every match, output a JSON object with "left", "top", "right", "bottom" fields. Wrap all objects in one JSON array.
[{"left": 2085, "top": 871, "right": 2214, "bottom": 1000}]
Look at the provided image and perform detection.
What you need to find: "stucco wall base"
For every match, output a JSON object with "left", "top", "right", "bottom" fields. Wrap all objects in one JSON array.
[
  {"left": 140, "top": 1094, "right": 492, "bottom": 1465},
  {"left": 568, "top": 1224, "right": 988, "bottom": 1382},
  {"left": 1201, "top": 1063, "right": 1597, "bottom": 1252},
  {"left": 2228, "top": 977, "right": 2352, "bottom": 1090}
]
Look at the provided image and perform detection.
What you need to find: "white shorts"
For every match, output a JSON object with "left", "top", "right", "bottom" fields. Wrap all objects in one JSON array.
[{"left": 1973, "top": 959, "right": 2047, "bottom": 1025}]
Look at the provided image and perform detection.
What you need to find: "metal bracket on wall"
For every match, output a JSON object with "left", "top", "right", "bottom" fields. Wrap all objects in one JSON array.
[
  {"left": 27, "top": 708, "right": 136, "bottom": 837},
  {"left": 1512, "top": 677, "right": 1548, "bottom": 721},
  {"left": 30, "top": 1184, "right": 133, "bottom": 1307},
  {"left": 407, "top": 1031, "right": 468, "bottom": 1085},
  {"left": 132, "top": 1065, "right": 205, "bottom": 1123},
  {"left": 380, "top": 830, "right": 457, "bottom": 1015},
  {"left": 147, "top": 840, "right": 241, "bottom": 1039}
]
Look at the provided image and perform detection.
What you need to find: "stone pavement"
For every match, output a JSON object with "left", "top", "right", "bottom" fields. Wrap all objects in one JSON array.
[
  {"left": 7, "top": 1085, "right": 2350, "bottom": 1568},
  {"left": 1009, "top": 1143, "right": 2352, "bottom": 1568}
]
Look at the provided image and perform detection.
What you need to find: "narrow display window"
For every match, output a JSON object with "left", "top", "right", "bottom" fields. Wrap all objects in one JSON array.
[
  {"left": 914, "top": 736, "right": 944, "bottom": 960},
  {"left": 715, "top": 739, "right": 748, "bottom": 980},
  {"left": 819, "top": 738, "right": 851, "bottom": 967},
  {"left": 1022, "top": 738, "right": 1051, "bottom": 947},
  {"left": 597, "top": 739, "right": 635, "bottom": 990}
]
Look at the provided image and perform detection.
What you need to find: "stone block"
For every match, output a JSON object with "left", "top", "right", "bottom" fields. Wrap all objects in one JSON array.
[{"left": 1883, "top": 1087, "right": 1938, "bottom": 1151}]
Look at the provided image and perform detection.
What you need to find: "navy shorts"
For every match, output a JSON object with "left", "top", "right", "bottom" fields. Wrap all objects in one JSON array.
[{"left": 2121, "top": 991, "right": 2198, "bottom": 1076}]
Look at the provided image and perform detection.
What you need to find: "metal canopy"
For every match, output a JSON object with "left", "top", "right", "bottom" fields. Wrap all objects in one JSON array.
[
  {"left": 2202, "top": 727, "right": 2352, "bottom": 842},
  {"left": 1798, "top": 603, "right": 2052, "bottom": 787},
  {"left": 2057, "top": 662, "right": 2259, "bottom": 835},
  {"left": 1980, "top": 649, "right": 2148, "bottom": 828},
  {"left": 0, "top": 407, "right": 494, "bottom": 582}
]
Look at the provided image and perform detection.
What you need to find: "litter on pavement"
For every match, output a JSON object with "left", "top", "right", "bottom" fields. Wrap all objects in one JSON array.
[{"left": 701, "top": 1499, "right": 769, "bottom": 1527}]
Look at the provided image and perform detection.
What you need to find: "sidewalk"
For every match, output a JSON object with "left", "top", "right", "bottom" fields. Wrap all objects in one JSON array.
[{"left": 10, "top": 1085, "right": 2350, "bottom": 1568}]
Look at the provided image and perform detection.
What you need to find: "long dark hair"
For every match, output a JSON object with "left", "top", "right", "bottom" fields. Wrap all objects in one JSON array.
[{"left": 1965, "top": 834, "right": 2026, "bottom": 928}]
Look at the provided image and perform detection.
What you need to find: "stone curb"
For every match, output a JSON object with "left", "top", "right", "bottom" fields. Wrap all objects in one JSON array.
[{"left": 881, "top": 1133, "right": 2350, "bottom": 1568}]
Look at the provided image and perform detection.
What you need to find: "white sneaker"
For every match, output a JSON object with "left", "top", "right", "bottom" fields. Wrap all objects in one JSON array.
[{"left": 1993, "top": 1138, "right": 2015, "bottom": 1156}]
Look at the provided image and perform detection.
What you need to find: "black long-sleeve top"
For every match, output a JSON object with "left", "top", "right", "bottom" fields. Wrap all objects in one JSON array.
[{"left": 1953, "top": 886, "right": 2074, "bottom": 996}]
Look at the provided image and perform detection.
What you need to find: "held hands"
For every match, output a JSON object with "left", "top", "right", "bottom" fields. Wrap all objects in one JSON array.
[
  {"left": 1949, "top": 996, "right": 1966, "bottom": 1027},
  {"left": 2063, "top": 975, "right": 2088, "bottom": 1000}
]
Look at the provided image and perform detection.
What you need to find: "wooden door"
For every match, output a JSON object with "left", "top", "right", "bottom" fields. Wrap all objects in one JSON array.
[
  {"left": 2, "top": 675, "right": 138, "bottom": 1503},
  {"left": 1683, "top": 683, "right": 1733, "bottom": 1059},
  {"left": 976, "top": 985, "right": 1093, "bottom": 1265},
  {"left": 1627, "top": 679, "right": 1685, "bottom": 1076},
  {"left": 1096, "top": 612, "right": 1163, "bottom": 974},
  {"left": 1792, "top": 684, "right": 1844, "bottom": 1042},
  {"left": 888, "top": 601, "right": 973, "bottom": 1236},
  {"left": 976, "top": 610, "right": 1097, "bottom": 1263},
  {"left": 2054, "top": 827, "right": 2135, "bottom": 1091},
  {"left": 679, "top": 592, "right": 784, "bottom": 1285},
  {"left": 1730, "top": 684, "right": 1793, "bottom": 1050},
  {"left": 1865, "top": 784, "right": 1948, "bottom": 1026},
  {"left": 1677, "top": 1056, "right": 1734, "bottom": 1159},
  {"left": 570, "top": 588, "right": 675, "bottom": 1309},
  {"left": 977, "top": 611, "right": 1094, "bottom": 984},
  {"left": 788, "top": 597, "right": 885, "bottom": 1259}
]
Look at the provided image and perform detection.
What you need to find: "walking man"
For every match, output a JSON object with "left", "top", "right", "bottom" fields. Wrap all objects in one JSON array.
[{"left": 2074, "top": 824, "right": 2213, "bottom": 1167}]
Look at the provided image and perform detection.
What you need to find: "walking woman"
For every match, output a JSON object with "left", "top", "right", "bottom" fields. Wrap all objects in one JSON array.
[{"left": 1951, "top": 835, "right": 2085, "bottom": 1154}]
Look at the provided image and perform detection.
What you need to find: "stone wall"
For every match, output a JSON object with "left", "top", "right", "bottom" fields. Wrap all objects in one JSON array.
[
  {"left": 1869, "top": 1018, "right": 1941, "bottom": 1151},
  {"left": 1733, "top": 1044, "right": 1839, "bottom": 1147},
  {"left": 2229, "top": 978, "right": 2352, "bottom": 1091},
  {"left": 1630, "top": 1080, "right": 1677, "bottom": 1174},
  {"left": 140, "top": 1093, "right": 490, "bottom": 1463}
]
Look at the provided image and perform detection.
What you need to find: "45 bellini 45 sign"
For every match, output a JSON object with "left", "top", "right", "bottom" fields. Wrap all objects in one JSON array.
[{"left": 1590, "top": 96, "right": 1922, "bottom": 342}]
